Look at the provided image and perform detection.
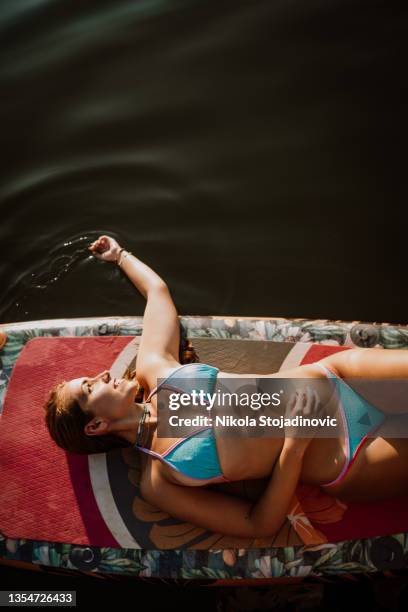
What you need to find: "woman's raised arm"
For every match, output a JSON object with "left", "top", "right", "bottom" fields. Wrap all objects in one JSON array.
[
  {"left": 88, "top": 235, "right": 166, "bottom": 297},
  {"left": 88, "top": 236, "right": 182, "bottom": 381}
]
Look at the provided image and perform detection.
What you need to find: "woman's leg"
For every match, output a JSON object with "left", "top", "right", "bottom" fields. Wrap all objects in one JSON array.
[
  {"left": 334, "top": 416, "right": 408, "bottom": 502},
  {"left": 315, "top": 348, "right": 408, "bottom": 416}
]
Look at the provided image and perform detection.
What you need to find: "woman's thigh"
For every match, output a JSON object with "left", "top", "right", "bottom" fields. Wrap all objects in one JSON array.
[{"left": 337, "top": 421, "right": 408, "bottom": 502}]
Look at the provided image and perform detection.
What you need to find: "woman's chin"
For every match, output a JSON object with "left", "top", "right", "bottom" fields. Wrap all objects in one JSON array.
[{"left": 129, "top": 380, "right": 140, "bottom": 395}]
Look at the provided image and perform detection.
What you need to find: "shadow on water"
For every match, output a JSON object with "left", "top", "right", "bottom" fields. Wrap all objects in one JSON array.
[{"left": 0, "top": 0, "right": 406, "bottom": 324}]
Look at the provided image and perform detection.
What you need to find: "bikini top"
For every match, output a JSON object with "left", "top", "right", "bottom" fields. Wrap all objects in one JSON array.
[
  {"left": 134, "top": 362, "right": 229, "bottom": 483},
  {"left": 143, "top": 362, "right": 219, "bottom": 405}
]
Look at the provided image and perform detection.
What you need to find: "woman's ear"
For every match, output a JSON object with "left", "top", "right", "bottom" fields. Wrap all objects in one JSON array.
[{"left": 84, "top": 418, "right": 108, "bottom": 436}]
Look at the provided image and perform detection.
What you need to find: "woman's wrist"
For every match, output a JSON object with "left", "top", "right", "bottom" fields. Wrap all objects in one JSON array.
[
  {"left": 115, "top": 247, "right": 125, "bottom": 264},
  {"left": 116, "top": 248, "right": 132, "bottom": 266},
  {"left": 283, "top": 437, "right": 310, "bottom": 456}
]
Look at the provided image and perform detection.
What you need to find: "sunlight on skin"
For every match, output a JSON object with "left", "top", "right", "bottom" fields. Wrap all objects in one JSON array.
[{"left": 62, "top": 370, "right": 143, "bottom": 442}]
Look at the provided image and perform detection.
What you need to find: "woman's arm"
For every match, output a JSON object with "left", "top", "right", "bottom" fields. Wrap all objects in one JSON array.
[
  {"left": 89, "top": 235, "right": 165, "bottom": 297},
  {"left": 119, "top": 252, "right": 183, "bottom": 383},
  {"left": 116, "top": 249, "right": 166, "bottom": 298},
  {"left": 88, "top": 236, "right": 182, "bottom": 384},
  {"left": 142, "top": 440, "right": 307, "bottom": 539},
  {"left": 142, "top": 390, "right": 316, "bottom": 539},
  {"left": 248, "top": 440, "right": 307, "bottom": 535}
]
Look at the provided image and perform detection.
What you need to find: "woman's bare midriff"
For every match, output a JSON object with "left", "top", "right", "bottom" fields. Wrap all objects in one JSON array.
[
  {"left": 141, "top": 363, "right": 349, "bottom": 489},
  {"left": 141, "top": 365, "right": 408, "bottom": 502},
  {"left": 143, "top": 423, "right": 347, "bottom": 489}
]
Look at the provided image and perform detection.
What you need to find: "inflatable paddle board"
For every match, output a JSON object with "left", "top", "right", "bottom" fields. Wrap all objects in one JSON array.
[{"left": 1, "top": 315, "right": 408, "bottom": 584}]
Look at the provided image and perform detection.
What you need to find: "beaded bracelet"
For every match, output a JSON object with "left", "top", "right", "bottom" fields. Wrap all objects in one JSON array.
[{"left": 116, "top": 248, "right": 132, "bottom": 266}]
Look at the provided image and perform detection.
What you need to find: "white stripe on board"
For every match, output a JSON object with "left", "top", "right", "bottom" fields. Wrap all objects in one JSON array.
[
  {"left": 110, "top": 336, "right": 140, "bottom": 378},
  {"left": 88, "top": 453, "right": 142, "bottom": 549}
]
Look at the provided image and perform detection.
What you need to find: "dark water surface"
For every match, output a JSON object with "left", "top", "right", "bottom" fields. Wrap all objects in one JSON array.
[{"left": 0, "top": 1, "right": 406, "bottom": 324}]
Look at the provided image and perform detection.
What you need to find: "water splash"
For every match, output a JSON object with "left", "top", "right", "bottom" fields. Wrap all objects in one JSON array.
[
  {"left": 1, "top": 231, "right": 120, "bottom": 321},
  {"left": 30, "top": 235, "right": 93, "bottom": 290}
]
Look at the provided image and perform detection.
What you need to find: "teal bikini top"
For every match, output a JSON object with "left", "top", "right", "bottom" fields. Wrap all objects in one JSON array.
[{"left": 134, "top": 362, "right": 229, "bottom": 483}]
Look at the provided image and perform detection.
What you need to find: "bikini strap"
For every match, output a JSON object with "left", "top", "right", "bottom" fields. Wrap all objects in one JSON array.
[
  {"left": 135, "top": 445, "right": 164, "bottom": 459},
  {"left": 144, "top": 382, "right": 186, "bottom": 404},
  {"left": 314, "top": 362, "right": 336, "bottom": 377}
]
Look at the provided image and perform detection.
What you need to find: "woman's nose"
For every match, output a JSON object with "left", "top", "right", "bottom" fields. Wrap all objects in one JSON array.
[{"left": 93, "top": 370, "right": 110, "bottom": 382}]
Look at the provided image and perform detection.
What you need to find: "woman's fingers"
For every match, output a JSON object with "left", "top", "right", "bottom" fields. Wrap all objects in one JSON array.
[
  {"left": 303, "top": 386, "right": 319, "bottom": 416},
  {"left": 286, "top": 391, "right": 297, "bottom": 417},
  {"left": 88, "top": 235, "right": 123, "bottom": 263},
  {"left": 89, "top": 236, "right": 108, "bottom": 253},
  {"left": 285, "top": 385, "right": 324, "bottom": 441},
  {"left": 304, "top": 386, "right": 313, "bottom": 416},
  {"left": 288, "top": 386, "right": 321, "bottom": 417}
]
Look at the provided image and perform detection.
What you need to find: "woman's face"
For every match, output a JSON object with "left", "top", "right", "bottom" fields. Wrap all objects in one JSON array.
[{"left": 63, "top": 370, "right": 139, "bottom": 420}]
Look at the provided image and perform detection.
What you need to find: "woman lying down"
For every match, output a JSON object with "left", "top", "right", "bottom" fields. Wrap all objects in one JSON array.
[{"left": 44, "top": 235, "right": 408, "bottom": 539}]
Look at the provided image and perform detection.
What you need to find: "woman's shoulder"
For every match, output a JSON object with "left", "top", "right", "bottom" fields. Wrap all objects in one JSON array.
[
  {"left": 137, "top": 355, "right": 181, "bottom": 392},
  {"left": 138, "top": 355, "right": 221, "bottom": 396}
]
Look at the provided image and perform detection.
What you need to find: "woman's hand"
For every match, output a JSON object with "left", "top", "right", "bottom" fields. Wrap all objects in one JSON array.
[
  {"left": 283, "top": 385, "right": 322, "bottom": 453},
  {"left": 88, "top": 235, "right": 122, "bottom": 263}
]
